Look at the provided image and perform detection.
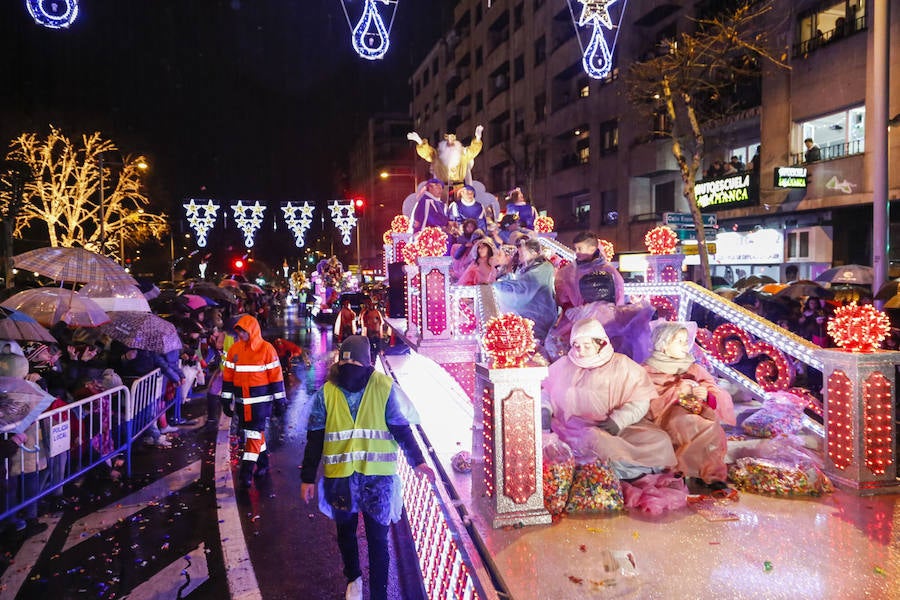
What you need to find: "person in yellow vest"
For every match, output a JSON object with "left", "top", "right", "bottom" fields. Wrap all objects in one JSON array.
[{"left": 300, "top": 336, "right": 434, "bottom": 600}]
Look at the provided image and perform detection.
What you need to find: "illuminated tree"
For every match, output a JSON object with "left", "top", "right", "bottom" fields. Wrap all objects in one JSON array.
[
  {"left": 1, "top": 126, "right": 168, "bottom": 253},
  {"left": 626, "top": 1, "right": 787, "bottom": 288}
]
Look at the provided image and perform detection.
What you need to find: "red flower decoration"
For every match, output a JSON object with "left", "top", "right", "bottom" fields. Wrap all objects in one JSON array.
[
  {"left": 390, "top": 214, "right": 410, "bottom": 233},
  {"left": 644, "top": 226, "right": 678, "bottom": 255},
  {"left": 482, "top": 313, "right": 536, "bottom": 368},
  {"left": 414, "top": 227, "right": 448, "bottom": 258},
  {"left": 382, "top": 230, "right": 393, "bottom": 245},
  {"left": 400, "top": 241, "right": 420, "bottom": 265},
  {"left": 826, "top": 302, "right": 891, "bottom": 352},
  {"left": 534, "top": 215, "right": 555, "bottom": 233}
]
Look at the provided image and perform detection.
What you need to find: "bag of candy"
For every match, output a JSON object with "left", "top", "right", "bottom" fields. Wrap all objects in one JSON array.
[
  {"left": 542, "top": 432, "right": 575, "bottom": 515},
  {"left": 741, "top": 394, "right": 806, "bottom": 438},
  {"left": 728, "top": 455, "right": 834, "bottom": 496},
  {"left": 564, "top": 457, "right": 624, "bottom": 514}
]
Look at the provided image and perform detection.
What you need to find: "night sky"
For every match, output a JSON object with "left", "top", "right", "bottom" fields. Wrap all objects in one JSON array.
[{"left": 1, "top": 0, "right": 447, "bottom": 268}]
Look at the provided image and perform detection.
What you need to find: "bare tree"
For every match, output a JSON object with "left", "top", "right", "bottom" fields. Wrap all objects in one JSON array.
[
  {"left": 626, "top": 1, "right": 788, "bottom": 288},
  {"left": 1, "top": 126, "right": 168, "bottom": 253}
]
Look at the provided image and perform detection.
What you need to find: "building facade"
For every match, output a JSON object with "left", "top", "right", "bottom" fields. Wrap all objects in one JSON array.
[{"left": 389, "top": 0, "right": 900, "bottom": 283}]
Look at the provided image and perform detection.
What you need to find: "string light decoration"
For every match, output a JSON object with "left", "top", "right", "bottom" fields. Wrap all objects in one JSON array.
[
  {"left": 534, "top": 215, "right": 555, "bottom": 233},
  {"left": 414, "top": 227, "right": 448, "bottom": 258},
  {"left": 826, "top": 370, "right": 854, "bottom": 470},
  {"left": 27, "top": 0, "right": 78, "bottom": 29},
  {"left": 482, "top": 386, "right": 496, "bottom": 497},
  {"left": 281, "top": 201, "right": 315, "bottom": 248},
  {"left": 826, "top": 302, "right": 891, "bottom": 352},
  {"left": 425, "top": 268, "right": 447, "bottom": 336},
  {"left": 710, "top": 323, "right": 793, "bottom": 391},
  {"left": 401, "top": 240, "right": 420, "bottom": 265},
  {"left": 382, "top": 230, "right": 393, "bottom": 245},
  {"left": 183, "top": 199, "right": 220, "bottom": 247},
  {"left": 231, "top": 200, "right": 266, "bottom": 248},
  {"left": 863, "top": 372, "right": 893, "bottom": 476},
  {"left": 390, "top": 214, "right": 410, "bottom": 233},
  {"left": 599, "top": 239, "right": 615, "bottom": 261},
  {"left": 482, "top": 313, "right": 536, "bottom": 368},
  {"left": 569, "top": 0, "right": 625, "bottom": 80},
  {"left": 502, "top": 389, "right": 537, "bottom": 504},
  {"left": 328, "top": 200, "right": 358, "bottom": 246},
  {"left": 338, "top": 0, "right": 398, "bottom": 61},
  {"left": 645, "top": 225, "right": 678, "bottom": 254}
]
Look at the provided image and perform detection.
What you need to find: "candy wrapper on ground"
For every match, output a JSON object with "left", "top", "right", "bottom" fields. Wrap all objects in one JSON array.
[
  {"left": 542, "top": 432, "right": 575, "bottom": 515},
  {"left": 741, "top": 395, "right": 805, "bottom": 438},
  {"left": 621, "top": 472, "right": 688, "bottom": 515},
  {"left": 565, "top": 458, "right": 624, "bottom": 513},
  {"left": 728, "top": 456, "right": 834, "bottom": 496}
]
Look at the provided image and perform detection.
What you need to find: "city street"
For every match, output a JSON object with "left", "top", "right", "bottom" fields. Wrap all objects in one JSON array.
[{"left": 0, "top": 306, "right": 423, "bottom": 599}]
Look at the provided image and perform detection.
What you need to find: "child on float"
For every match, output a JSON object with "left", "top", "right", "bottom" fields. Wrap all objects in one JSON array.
[{"left": 642, "top": 321, "right": 735, "bottom": 490}]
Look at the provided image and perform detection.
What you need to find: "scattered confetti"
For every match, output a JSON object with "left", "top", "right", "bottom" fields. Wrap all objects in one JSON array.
[
  {"left": 579, "top": 544, "right": 587, "bottom": 553},
  {"left": 763, "top": 561, "right": 773, "bottom": 573},
  {"left": 874, "top": 566, "right": 886, "bottom": 576}
]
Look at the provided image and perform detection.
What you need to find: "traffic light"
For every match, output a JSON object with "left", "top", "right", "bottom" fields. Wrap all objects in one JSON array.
[
  {"left": 353, "top": 196, "right": 365, "bottom": 212},
  {"left": 232, "top": 258, "right": 244, "bottom": 271}
]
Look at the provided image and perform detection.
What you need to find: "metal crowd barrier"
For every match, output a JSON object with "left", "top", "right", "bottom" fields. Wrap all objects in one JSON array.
[{"left": 1, "top": 369, "right": 169, "bottom": 523}]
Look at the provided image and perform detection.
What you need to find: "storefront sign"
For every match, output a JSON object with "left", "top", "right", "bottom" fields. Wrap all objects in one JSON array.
[
  {"left": 711, "top": 229, "right": 784, "bottom": 265},
  {"left": 774, "top": 166, "right": 808, "bottom": 188},
  {"left": 695, "top": 174, "right": 752, "bottom": 209}
]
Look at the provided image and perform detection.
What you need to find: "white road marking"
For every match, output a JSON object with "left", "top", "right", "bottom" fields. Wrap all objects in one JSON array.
[{"left": 122, "top": 541, "right": 209, "bottom": 599}]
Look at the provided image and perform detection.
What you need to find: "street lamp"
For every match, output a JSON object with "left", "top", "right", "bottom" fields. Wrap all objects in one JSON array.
[
  {"left": 379, "top": 169, "right": 418, "bottom": 192},
  {"left": 97, "top": 152, "right": 148, "bottom": 264}
]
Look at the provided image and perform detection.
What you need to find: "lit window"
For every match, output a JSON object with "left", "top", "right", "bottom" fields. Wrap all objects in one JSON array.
[{"left": 796, "top": 105, "right": 865, "bottom": 164}]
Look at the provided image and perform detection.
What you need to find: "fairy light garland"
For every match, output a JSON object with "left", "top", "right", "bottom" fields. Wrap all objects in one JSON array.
[
  {"left": 534, "top": 215, "right": 555, "bottom": 233},
  {"left": 863, "top": 372, "right": 893, "bottom": 476},
  {"left": 644, "top": 225, "right": 678, "bottom": 254},
  {"left": 482, "top": 313, "right": 536, "bottom": 368},
  {"left": 826, "top": 370, "right": 854, "bottom": 470},
  {"left": 826, "top": 302, "right": 891, "bottom": 352}
]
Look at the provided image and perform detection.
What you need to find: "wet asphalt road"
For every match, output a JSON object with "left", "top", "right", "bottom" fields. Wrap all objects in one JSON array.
[{"left": 0, "top": 306, "right": 425, "bottom": 599}]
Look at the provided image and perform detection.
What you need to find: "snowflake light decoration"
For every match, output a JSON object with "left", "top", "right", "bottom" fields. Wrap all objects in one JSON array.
[
  {"left": 281, "top": 201, "right": 315, "bottom": 248},
  {"left": 645, "top": 225, "right": 678, "bottom": 255},
  {"left": 534, "top": 215, "right": 555, "bottom": 233},
  {"left": 329, "top": 200, "right": 358, "bottom": 246},
  {"left": 231, "top": 200, "right": 267, "bottom": 248},
  {"left": 183, "top": 198, "right": 220, "bottom": 247},
  {"left": 826, "top": 302, "right": 891, "bottom": 353},
  {"left": 27, "top": 0, "right": 78, "bottom": 29}
]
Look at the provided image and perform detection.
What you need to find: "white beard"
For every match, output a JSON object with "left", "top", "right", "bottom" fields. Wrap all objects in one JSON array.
[{"left": 437, "top": 140, "right": 463, "bottom": 169}]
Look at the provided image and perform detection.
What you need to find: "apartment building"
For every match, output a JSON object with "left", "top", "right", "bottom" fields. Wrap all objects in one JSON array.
[{"left": 398, "top": 0, "right": 899, "bottom": 282}]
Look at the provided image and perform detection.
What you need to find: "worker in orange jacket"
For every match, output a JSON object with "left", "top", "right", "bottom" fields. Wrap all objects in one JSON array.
[{"left": 221, "top": 314, "right": 285, "bottom": 488}]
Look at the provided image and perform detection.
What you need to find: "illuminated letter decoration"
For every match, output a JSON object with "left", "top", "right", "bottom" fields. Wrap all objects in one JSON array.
[
  {"left": 26, "top": 0, "right": 78, "bottom": 29},
  {"left": 571, "top": 0, "right": 625, "bottom": 80},
  {"left": 329, "top": 200, "right": 357, "bottom": 246},
  {"left": 282, "top": 201, "right": 315, "bottom": 248},
  {"left": 340, "top": 0, "right": 397, "bottom": 61},
  {"left": 231, "top": 200, "right": 266, "bottom": 248},
  {"left": 183, "top": 198, "right": 220, "bottom": 248}
]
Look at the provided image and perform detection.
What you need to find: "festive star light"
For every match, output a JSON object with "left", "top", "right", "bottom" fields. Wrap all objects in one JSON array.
[
  {"left": 573, "top": 0, "right": 621, "bottom": 80},
  {"left": 282, "top": 201, "right": 316, "bottom": 248},
  {"left": 342, "top": 0, "right": 396, "bottom": 61},
  {"left": 183, "top": 198, "right": 220, "bottom": 247},
  {"left": 27, "top": 0, "right": 78, "bottom": 29},
  {"left": 231, "top": 200, "right": 267, "bottom": 248},
  {"left": 329, "top": 200, "right": 358, "bottom": 245}
]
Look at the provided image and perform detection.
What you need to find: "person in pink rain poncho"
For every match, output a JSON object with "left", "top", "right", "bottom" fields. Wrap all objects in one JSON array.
[
  {"left": 642, "top": 322, "right": 735, "bottom": 490},
  {"left": 542, "top": 318, "right": 676, "bottom": 480}
]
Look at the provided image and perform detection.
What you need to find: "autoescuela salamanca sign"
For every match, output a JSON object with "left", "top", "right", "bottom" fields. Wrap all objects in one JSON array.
[
  {"left": 773, "top": 166, "right": 808, "bottom": 188},
  {"left": 695, "top": 174, "right": 751, "bottom": 209}
]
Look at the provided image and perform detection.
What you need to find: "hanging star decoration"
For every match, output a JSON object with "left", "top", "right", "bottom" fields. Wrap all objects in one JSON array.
[
  {"left": 329, "top": 200, "right": 358, "bottom": 246},
  {"left": 572, "top": 0, "right": 622, "bottom": 80},
  {"left": 183, "top": 199, "right": 220, "bottom": 248},
  {"left": 26, "top": 0, "right": 78, "bottom": 29},
  {"left": 231, "top": 200, "right": 267, "bottom": 248},
  {"left": 282, "top": 201, "right": 316, "bottom": 248},
  {"left": 340, "top": 0, "right": 397, "bottom": 61}
]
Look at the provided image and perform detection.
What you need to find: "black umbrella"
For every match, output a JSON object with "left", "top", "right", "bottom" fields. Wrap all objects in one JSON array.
[
  {"left": 734, "top": 274, "right": 776, "bottom": 290},
  {"left": 875, "top": 279, "right": 900, "bottom": 301},
  {"left": 815, "top": 264, "right": 874, "bottom": 285},
  {"left": 775, "top": 280, "right": 834, "bottom": 300}
]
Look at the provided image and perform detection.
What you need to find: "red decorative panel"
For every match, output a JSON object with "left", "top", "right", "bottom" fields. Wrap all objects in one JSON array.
[
  {"left": 454, "top": 297, "right": 477, "bottom": 336},
  {"left": 863, "top": 372, "right": 893, "bottom": 476},
  {"left": 425, "top": 268, "right": 447, "bottom": 336},
  {"left": 827, "top": 370, "right": 854, "bottom": 470},
  {"left": 442, "top": 362, "right": 475, "bottom": 402},
  {"left": 502, "top": 388, "right": 536, "bottom": 504},
  {"left": 482, "top": 386, "right": 495, "bottom": 497},
  {"left": 710, "top": 323, "right": 793, "bottom": 390}
]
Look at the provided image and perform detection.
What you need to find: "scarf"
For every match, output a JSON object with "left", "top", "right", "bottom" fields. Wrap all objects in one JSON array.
[
  {"left": 567, "top": 342, "right": 614, "bottom": 370},
  {"left": 644, "top": 350, "right": 694, "bottom": 375},
  {"left": 576, "top": 249, "right": 605, "bottom": 266},
  {"left": 335, "top": 363, "right": 374, "bottom": 392}
]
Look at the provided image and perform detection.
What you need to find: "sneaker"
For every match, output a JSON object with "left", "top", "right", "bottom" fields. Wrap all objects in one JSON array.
[
  {"left": 345, "top": 577, "right": 362, "bottom": 600},
  {"left": 159, "top": 426, "right": 179, "bottom": 434}
]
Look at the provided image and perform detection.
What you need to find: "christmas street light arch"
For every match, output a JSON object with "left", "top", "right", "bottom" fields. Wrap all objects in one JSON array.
[
  {"left": 183, "top": 198, "right": 221, "bottom": 248},
  {"left": 329, "top": 200, "right": 357, "bottom": 246},
  {"left": 282, "top": 201, "right": 316, "bottom": 248},
  {"left": 26, "top": 0, "right": 78, "bottom": 29},
  {"left": 568, "top": 0, "right": 628, "bottom": 80},
  {"left": 231, "top": 200, "right": 266, "bottom": 248},
  {"left": 338, "top": 0, "right": 399, "bottom": 61}
]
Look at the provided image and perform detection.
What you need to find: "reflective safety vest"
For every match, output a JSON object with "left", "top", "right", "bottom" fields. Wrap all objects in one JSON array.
[{"left": 322, "top": 372, "right": 398, "bottom": 478}]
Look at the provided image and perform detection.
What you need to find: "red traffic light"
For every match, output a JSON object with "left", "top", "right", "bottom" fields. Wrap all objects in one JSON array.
[
  {"left": 353, "top": 197, "right": 365, "bottom": 210},
  {"left": 233, "top": 259, "right": 244, "bottom": 270}
]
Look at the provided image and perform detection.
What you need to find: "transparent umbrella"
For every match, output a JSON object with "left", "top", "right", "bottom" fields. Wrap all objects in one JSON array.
[
  {"left": 1, "top": 288, "right": 110, "bottom": 328},
  {"left": 13, "top": 246, "right": 137, "bottom": 286}
]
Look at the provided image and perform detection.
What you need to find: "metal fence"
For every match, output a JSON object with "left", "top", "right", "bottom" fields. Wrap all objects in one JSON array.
[{"left": 1, "top": 369, "right": 167, "bottom": 523}]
